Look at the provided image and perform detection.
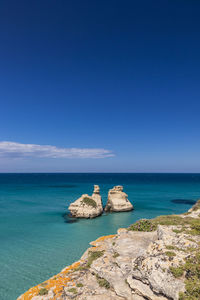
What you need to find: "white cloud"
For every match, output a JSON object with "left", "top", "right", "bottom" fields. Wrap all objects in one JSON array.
[{"left": 0, "top": 141, "right": 114, "bottom": 159}]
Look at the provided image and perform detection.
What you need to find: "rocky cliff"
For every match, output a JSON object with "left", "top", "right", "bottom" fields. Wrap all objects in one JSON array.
[{"left": 18, "top": 201, "right": 200, "bottom": 300}]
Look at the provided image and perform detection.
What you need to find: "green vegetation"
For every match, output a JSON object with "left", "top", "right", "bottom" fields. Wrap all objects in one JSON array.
[
  {"left": 128, "top": 219, "right": 157, "bottom": 232},
  {"left": 96, "top": 274, "right": 110, "bottom": 289},
  {"left": 177, "top": 251, "right": 200, "bottom": 299},
  {"left": 72, "top": 265, "right": 88, "bottom": 272},
  {"left": 81, "top": 197, "right": 97, "bottom": 208},
  {"left": 165, "top": 251, "right": 176, "bottom": 258},
  {"left": 184, "top": 252, "right": 200, "bottom": 279},
  {"left": 173, "top": 228, "right": 185, "bottom": 234},
  {"left": 112, "top": 241, "right": 116, "bottom": 246},
  {"left": 166, "top": 245, "right": 176, "bottom": 250},
  {"left": 87, "top": 250, "right": 104, "bottom": 267},
  {"left": 68, "top": 288, "right": 77, "bottom": 294},
  {"left": 38, "top": 288, "right": 48, "bottom": 295},
  {"left": 113, "top": 251, "right": 120, "bottom": 258},
  {"left": 128, "top": 209, "right": 200, "bottom": 236},
  {"left": 128, "top": 215, "right": 187, "bottom": 232},
  {"left": 186, "top": 237, "right": 196, "bottom": 243},
  {"left": 186, "top": 247, "right": 196, "bottom": 253},
  {"left": 77, "top": 283, "right": 84, "bottom": 287},
  {"left": 154, "top": 215, "right": 185, "bottom": 226},
  {"left": 170, "top": 266, "right": 184, "bottom": 278},
  {"left": 166, "top": 245, "right": 186, "bottom": 252},
  {"left": 185, "top": 218, "right": 200, "bottom": 235}
]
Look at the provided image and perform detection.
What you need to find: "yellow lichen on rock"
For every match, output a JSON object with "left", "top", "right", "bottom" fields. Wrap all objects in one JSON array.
[
  {"left": 90, "top": 234, "right": 116, "bottom": 246},
  {"left": 18, "top": 261, "right": 81, "bottom": 300}
]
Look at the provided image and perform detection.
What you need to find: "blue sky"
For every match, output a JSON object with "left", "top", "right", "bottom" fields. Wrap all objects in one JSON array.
[{"left": 0, "top": 0, "right": 200, "bottom": 172}]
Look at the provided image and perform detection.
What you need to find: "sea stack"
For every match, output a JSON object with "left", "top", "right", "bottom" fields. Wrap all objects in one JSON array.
[
  {"left": 68, "top": 185, "right": 103, "bottom": 218},
  {"left": 105, "top": 185, "right": 133, "bottom": 212}
]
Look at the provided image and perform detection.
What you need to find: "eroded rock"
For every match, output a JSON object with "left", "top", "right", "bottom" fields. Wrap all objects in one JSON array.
[
  {"left": 68, "top": 185, "right": 103, "bottom": 218},
  {"left": 105, "top": 186, "right": 133, "bottom": 212}
]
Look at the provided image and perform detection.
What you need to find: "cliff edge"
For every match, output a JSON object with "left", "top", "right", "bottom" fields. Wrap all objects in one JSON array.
[{"left": 18, "top": 200, "right": 200, "bottom": 300}]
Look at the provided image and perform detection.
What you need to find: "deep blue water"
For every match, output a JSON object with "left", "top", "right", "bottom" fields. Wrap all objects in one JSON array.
[{"left": 1, "top": 173, "right": 200, "bottom": 300}]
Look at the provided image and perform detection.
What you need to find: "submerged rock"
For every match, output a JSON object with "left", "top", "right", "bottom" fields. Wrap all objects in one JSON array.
[
  {"left": 68, "top": 185, "right": 103, "bottom": 218},
  {"left": 105, "top": 185, "right": 133, "bottom": 212}
]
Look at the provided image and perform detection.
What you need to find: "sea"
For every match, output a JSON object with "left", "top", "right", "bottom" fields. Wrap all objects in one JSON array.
[{"left": 1, "top": 173, "right": 200, "bottom": 300}]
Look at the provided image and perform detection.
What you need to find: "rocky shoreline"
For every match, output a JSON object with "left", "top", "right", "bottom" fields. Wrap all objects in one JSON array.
[{"left": 18, "top": 200, "right": 200, "bottom": 300}]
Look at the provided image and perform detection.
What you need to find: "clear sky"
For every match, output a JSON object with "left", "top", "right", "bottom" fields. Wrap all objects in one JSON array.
[{"left": 0, "top": 0, "right": 200, "bottom": 172}]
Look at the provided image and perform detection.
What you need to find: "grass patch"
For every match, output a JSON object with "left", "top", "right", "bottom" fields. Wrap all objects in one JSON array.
[
  {"left": 96, "top": 274, "right": 110, "bottom": 289},
  {"left": 170, "top": 266, "right": 184, "bottom": 278},
  {"left": 76, "top": 283, "right": 83, "bottom": 287},
  {"left": 81, "top": 197, "right": 97, "bottom": 208},
  {"left": 185, "top": 219, "right": 200, "bottom": 235},
  {"left": 178, "top": 251, "right": 200, "bottom": 299},
  {"left": 165, "top": 251, "right": 176, "bottom": 257},
  {"left": 129, "top": 219, "right": 157, "bottom": 232},
  {"left": 38, "top": 288, "right": 48, "bottom": 295},
  {"left": 166, "top": 245, "right": 186, "bottom": 252},
  {"left": 186, "top": 247, "right": 196, "bottom": 253},
  {"left": 128, "top": 215, "right": 186, "bottom": 232},
  {"left": 128, "top": 207, "right": 200, "bottom": 236},
  {"left": 87, "top": 251, "right": 104, "bottom": 267},
  {"left": 186, "top": 237, "right": 196, "bottom": 243},
  {"left": 166, "top": 245, "right": 176, "bottom": 250},
  {"left": 68, "top": 288, "right": 77, "bottom": 294},
  {"left": 72, "top": 265, "right": 88, "bottom": 272},
  {"left": 173, "top": 228, "right": 185, "bottom": 234}
]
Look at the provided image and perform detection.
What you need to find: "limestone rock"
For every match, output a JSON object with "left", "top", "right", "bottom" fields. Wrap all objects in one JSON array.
[
  {"left": 18, "top": 201, "right": 200, "bottom": 300},
  {"left": 68, "top": 185, "right": 103, "bottom": 218},
  {"left": 105, "top": 186, "right": 133, "bottom": 212}
]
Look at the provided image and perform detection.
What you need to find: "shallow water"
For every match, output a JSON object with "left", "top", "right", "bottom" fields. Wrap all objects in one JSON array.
[{"left": 1, "top": 173, "right": 200, "bottom": 299}]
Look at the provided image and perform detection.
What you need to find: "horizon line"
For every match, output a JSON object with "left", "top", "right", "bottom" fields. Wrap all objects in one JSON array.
[{"left": 0, "top": 172, "right": 200, "bottom": 174}]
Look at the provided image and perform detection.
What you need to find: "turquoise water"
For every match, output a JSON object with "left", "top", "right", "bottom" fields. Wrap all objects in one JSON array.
[{"left": 1, "top": 173, "right": 200, "bottom": 300}]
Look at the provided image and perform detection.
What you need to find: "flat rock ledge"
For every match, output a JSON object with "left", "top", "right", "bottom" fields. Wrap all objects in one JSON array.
[
  {"left": 68, "top": 185, "right": 103, "bottom": 218},
  {"left": 18, "top": 201, "right": 200, "bottom": 300},
  {"left": 105, "top": 185, "right": 134, "bottom": 212}
]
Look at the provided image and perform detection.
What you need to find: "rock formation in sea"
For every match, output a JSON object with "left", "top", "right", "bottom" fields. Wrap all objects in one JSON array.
[
  {"left": 104, "top": 185, "right": 133, "bottom": 212},
  {"left": 68, "top": 185, "right": 103, "bottom": 218},
  {"left": 18, "top": 200, "right": 200, "bottom": 300}
]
